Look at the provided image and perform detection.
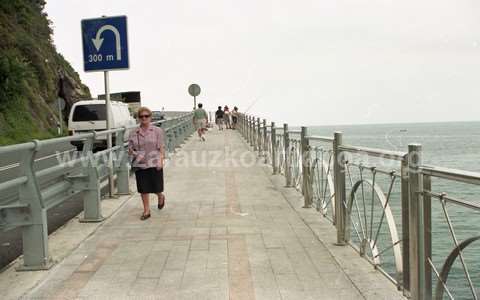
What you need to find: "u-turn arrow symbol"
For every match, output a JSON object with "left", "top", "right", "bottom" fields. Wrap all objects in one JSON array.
[{"left": 91, "top": 25, "right": 122, "bottom": 60}]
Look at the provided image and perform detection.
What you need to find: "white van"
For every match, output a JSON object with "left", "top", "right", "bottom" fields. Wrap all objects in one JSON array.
[{"left": 68, "top": 100, "right": 136, "bottom": 150}]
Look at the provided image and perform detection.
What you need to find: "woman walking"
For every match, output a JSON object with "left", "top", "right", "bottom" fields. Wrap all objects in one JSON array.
[{"left": 128, "top": 107, "right": 166, "bottom": 220}]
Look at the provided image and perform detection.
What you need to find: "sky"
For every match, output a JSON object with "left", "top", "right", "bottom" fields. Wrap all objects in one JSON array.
[{"left": 45, "top": 0, "right": 480, "bottom": 126}]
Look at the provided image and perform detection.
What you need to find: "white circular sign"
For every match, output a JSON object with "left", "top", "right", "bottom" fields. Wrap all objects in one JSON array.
[{"left": 188, "top": 84, "right": 201, "bottom": 97}]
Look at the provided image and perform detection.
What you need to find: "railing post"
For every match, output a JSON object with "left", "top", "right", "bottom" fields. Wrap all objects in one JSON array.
[
  {"left": 241, "top": 114, "right": 245, "bottom": 136},
  {"left": 242, "top": 114, "right": 246, "bottom": 137},
  {"left": 422, "top": 173, "right": 432, "bottom": 299},
  {"left": 254, "top": 117, "right": 259, "bottom": 152},
  {"left": 248, "top": 116, "right": 252, "bottom": 146},
  {"left": 401, "top": 158, "right": 410, "bottom": 295},
  {"left": 284, "top": 123, "right": 292, "bottom": 187},
  {"left": 242, "top": 114, "right": 245, "bottom": 137},
  {"left": 252, "top": 117, "right": 258, "bottom": 151},
  {"left": 251, "top": 116, "right": 255, "bottom": 148},
  {"left": 271, "top": 122, "right": 277, "bottom": 174},
  {"left": 333, "top": 132, "right": 346, "bottom": 245},
  {"left": 243, "top": 115, "right": 247, "bottom": 139},
  {"left": 407, "top": 144, "right": 428, "bottom": 300},
  {"left": 17, "top": 141, "right": 52, "bottom": 270},
  {"left": 263, "top": 119, "right": 268, "bottom": 163},
  {"left": 250, "top": 116, "right": 255, "bottom": 148},
  {"left": 116, "top": 128, "right": 130, "bottom": 195},
  {"left": 243, "top": 115, "right": 246, "bottom": 139},
  {"left": 301, "top": 127, "right": 313, "bottom": 208},
  {"left": 238, "top": 114, "right": 242, "bottom": 135}
]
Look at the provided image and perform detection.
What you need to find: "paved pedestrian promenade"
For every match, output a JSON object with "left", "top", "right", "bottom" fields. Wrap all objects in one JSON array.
[{"left": 19, "top": 129, "right": 404, "bottom": 299}]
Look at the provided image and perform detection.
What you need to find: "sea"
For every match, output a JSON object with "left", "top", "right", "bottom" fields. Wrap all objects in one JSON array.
[{"left": 305, "top": 121, "right": 480, "bottom": 299}]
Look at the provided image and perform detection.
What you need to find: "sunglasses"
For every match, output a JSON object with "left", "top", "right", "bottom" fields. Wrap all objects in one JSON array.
[{"left": 139, "top": 114, "right": 151, "bottom": 119}]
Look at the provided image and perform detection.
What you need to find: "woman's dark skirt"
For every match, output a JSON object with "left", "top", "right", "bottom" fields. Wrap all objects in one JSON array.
[{"left": 135, "top": 167, "right": 164, "bottom": 193}]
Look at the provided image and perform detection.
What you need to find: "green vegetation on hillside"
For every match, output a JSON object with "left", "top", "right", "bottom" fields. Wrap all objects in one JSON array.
[{"left": 0, "top": 0, "right": 90, "bottom": 145}]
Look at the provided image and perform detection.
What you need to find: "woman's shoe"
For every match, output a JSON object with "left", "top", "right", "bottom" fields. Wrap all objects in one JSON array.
[
  {"left": 158, "top": 194, "right": 165, "bottom": 210},
  {"left": 140, "top": 213, "right": 151, "bottom": 220}
]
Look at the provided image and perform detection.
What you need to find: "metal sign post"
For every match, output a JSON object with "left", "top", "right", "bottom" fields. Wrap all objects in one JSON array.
[
  {"left": 81, "top": 15, "right": 130, "bottom": 198},
  {"left": 104, "top": 71, "right": 114, "bottom": 196},
  {"left": 188, "top": 84, "right": 201, "bottom": 110}
]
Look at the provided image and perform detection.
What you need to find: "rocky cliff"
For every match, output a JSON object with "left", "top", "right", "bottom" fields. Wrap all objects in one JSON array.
[{"left": 0, "top": 0, "right": 91, "bottom": 145}]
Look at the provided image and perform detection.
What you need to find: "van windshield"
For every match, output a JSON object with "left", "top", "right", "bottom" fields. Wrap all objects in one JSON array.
[{"left": 73, "top": 104, "right": 106, "bottom": 121}]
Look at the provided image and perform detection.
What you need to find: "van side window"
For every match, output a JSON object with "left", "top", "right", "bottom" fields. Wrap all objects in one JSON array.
[{"left": 73, "top": 104, "right": 107, "bottom": 121}]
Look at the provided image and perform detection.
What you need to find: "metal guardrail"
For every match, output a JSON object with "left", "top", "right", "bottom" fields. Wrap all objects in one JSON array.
[
  {"left": 238, "top": 113, "right": 480, "bottom": 300},
  {"left": 0, "top": 112, "right": 194, "bottom": 270}
]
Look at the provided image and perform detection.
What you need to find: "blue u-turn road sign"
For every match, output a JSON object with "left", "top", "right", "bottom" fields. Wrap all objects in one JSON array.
[{"left": 81, "top": 16, "right": 129, "bottom": 72}]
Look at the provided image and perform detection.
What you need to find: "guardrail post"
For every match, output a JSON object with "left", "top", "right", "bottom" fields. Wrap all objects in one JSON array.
[
  {"left": 81, "top": 152, "right": 103, "bottom": 223},
  {"left": 17, "top": 141, "right": 52, "bottom": 270},
  {"left": 173, "top": 126, "right": 179, "bottom": 151},
  {"left": 183, "top": 122, "right": 187, "bottom": 139},
  {"left": 301, "top": 127, "right": 313, "bottom": 208},
  {"left": 79, "top": 133, "right": 103, "bottom": 223},
  {"left": 166, "top": 132, "right": 174, "bottom": 153},
  {"left": 182, "top": 122, "right": 188, "bottom": 142},
  {"left": 333, "top": 132, "right": 346, "bottom": 245},
  {"left": 177, "top": 123, "right": 183, "bottom": 144},
  {"left": 407, "top": 144, "right": 429, "bottom": 300},
  {"left": 271, "top": 122, "right": 277, "bottom": 174},
  {"left": 263, "top": 119, "right": 268, "bottom": 163},
  {"left": 284, "top": 124, "right": 292, "bottom": 187},
  {"left": 185, "top": 118, "right": 191, "bottom": 137},
  {"left": 115, "top": 128, "right": 130, "bottom": 195},
  {"left": 186, "top": 119, "right": 191, "bottom": 138}
]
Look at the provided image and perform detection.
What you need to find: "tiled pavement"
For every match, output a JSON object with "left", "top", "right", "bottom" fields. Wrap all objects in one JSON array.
[{"left": 23, "top": 129, "right": 404, "bottom": 300}]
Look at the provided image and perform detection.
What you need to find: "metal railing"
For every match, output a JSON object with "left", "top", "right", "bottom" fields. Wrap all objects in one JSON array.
[
  {"left": 0, "top": 112, "right": 194, "bottom": 270},
  {"left": 237, "top": 113, "right": 480, "bottom": 300}
]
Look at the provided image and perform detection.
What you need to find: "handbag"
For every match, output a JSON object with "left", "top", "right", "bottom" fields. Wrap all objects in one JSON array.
[{"left": 131, "top": 132, "right": 142, "bottom": 172}]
